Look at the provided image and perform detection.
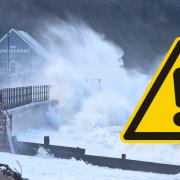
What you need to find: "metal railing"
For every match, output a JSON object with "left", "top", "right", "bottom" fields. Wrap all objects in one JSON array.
[{"left": 0, "top": 85, "right": 50, "bottom": 109}]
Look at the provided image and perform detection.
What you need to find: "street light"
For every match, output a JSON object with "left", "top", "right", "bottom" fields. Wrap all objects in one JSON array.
[{"left": 7, "top": 32, "right": 10, "bottom": 76}]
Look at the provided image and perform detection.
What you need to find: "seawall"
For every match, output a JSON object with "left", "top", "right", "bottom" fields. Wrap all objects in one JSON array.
[{"left": 9, "top": 100, "right": 57, "bottom": 135}]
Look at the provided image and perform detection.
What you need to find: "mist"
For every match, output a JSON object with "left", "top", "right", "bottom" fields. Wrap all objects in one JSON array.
[
  {"left": 30, "top": 20, "right": 149, "bottom": 130},
  {"left": 16, "top": 20, "right": 180, "bottom": 165},
  {"left": 2, "top": 2, "right": 180, "bottom": 179}
]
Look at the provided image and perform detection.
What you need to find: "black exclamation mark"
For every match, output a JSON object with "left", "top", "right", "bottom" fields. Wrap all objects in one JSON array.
[{"left": 173, "top": 68, "right": 180, "bottom": 126}]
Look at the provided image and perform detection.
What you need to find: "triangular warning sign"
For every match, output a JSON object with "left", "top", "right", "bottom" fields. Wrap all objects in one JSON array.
[{"left": 121, "top": 38, "right": 180, "bottom": 143}]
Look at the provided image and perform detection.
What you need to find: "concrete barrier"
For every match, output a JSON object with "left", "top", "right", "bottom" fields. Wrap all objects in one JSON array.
[
  {"left": 12, "top": 136, "right": 85, "bottom": 160},
  {"left": 82, "top": 155, "right": 180, "bottom": 174},
  {"left": 11, "top": 136, "right": 180, "bottom": 175},
  {"left": 9, "top": 100, "right": 58, "bottom": 135}
]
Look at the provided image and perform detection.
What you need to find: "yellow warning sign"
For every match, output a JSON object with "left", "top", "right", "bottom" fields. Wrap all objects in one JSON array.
[{"left": 121, "top": 38, "right": 180, "bottom": 143}]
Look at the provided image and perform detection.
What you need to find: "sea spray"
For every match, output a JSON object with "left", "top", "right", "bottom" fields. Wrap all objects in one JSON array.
[
  {"left": 37, "top": 20, "right": 149, "bottom": 128},
  {"left": 20, "top": 20, "right": 179, "bottom": 164}
]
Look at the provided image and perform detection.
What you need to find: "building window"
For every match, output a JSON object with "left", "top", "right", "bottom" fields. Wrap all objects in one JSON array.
[
  {"left": 10, "top": 62, "right": 16, "bottom": 75},
  {"left": 0, "top": 61, "right": 7, "bottom": 74}
]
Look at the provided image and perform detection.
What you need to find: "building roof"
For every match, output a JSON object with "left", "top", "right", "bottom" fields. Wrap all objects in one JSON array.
[{"left": 0, "top": 28, "right": 49, "bottom": 59}]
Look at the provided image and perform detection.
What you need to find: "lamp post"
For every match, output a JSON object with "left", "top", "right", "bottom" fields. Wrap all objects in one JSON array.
[{"left": 7, "top": 32, "right": 10, "bottom": 76}]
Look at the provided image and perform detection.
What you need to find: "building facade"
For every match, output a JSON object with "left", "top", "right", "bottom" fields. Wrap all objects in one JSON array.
[{"left": 0, "top": 28, "right": 48, "bottom": 85}]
